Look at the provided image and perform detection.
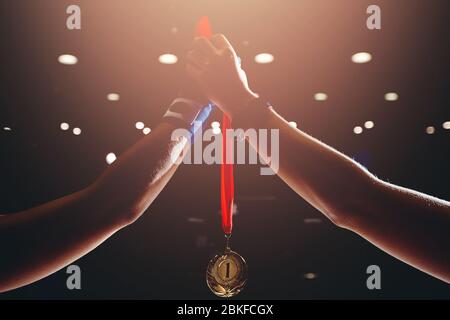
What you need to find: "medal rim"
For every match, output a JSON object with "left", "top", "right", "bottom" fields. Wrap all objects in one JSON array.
[{"left": 206, "top": 249, "right": 248, "bottom": 298}]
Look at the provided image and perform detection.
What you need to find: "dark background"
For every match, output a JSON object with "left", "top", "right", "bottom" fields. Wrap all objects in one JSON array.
[{"left": 0, "top": 0, "right": 449, "bottom": 299}]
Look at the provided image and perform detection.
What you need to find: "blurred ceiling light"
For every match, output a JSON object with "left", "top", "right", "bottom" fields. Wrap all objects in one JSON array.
[
  {"left": 304, "top": 218, "right": 322, "bottom": 224},
  {"left": 188, "top": 217, "right": 204, "bottom": 223},
  {"left": 211, "top": 121, "right": 220, "bottom": 128},
  {"left": 385, "top": 92, "right": 399, "bottom": 101},
  {"left": 288, "top": 121, "right": 298, "bottom": 128},
  {"left": 73, "top": 128, "right": 82, "bottom": 135},
  {"left": 158, "top": 53, "right": 178, "bottom": 65},
  {"left": 107, "top": 93, "right": 120, "bottom": 101},
  {"left": 135, "top": 121, "right": 145, "bottom": 130},
  {"left": 442, "top": 121, "right": 450, "bottom": 129},
  {"left": 314, "top": 92, "right": 328, "bottom": 101},
  {"left": 58, "top": 54, "right": 78, "bottom": 65},
  {"left": 60, "top": 122, "right": 70, "bottom": 131},
  {"left": 364, "top": 121, "right": 375, "bottom": 129},
  {"left": 143, "top": 127, "right": 151, "bottom": 135},
  {"left": 170, "top": 26, "right": 178, "bottom": 35},
  {"left": 3, "top": 127, "right": 12, "bottom": 131},
  {"left": 426, "top": 126, "right": 435, "bottom": 135},
  {"left": 255, "top": 53, "right": 274, "bottom": 64},
  {"left": 304, "top": 273, "right": 318, "bottom": 280},
  {"left": 212, "top": 126, "right": 221, "bottom": 135},
  {"left": 106, "top": 153, "right": 117, "bottom": 165},
  {"left": 351, "top": 52, "right": 372, "bottom": 64},
  {"left": 353, "top": 126, "right": 363, "bottom": 135}
]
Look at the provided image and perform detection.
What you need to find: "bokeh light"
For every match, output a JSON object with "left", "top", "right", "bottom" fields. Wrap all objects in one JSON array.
[
  {"left": 385, "top": 92, "right": 399, "bottom": 101},
  {"left": 353, "top": 126, "right": 363, "bottom": 134},
  {"left": 255, "top": 53, "right": 274, "bottom": 64},
  {"left": 158, "top": 54, "right": 178, "bottom": 65},
  {"left": 106, "top": 153, "right": 117, "bottom": 165},
  {"left": 364, "top": 121, "right": 375, "bottom": 129},
  {"left": 314, "top": 93, "right": 328, "bottom": 101},
  {"left": 135, "top": 122, "right": 145, "bottom": 130},
  {"left": 60, "top": 122, "right": 70, "bottom": 131},
  {"left": 351, "top": 52, "right": 372, "bottom": 64},
  {"left": 107, "top": 93, "right": 120, "bottom": 101},
  {"left": 426, "top": 126, "right": 435, "bottom": 135},
  {"left": 58, "top": 54, "right": 78, "bottom": 65}
]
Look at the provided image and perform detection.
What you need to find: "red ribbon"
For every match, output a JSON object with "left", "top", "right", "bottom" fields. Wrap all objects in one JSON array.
[
  {"left": 195, "top": 17, "right": 234, "bottom": 235},
  {"left": 220, "top": 114, "right": 234, "bottom": 235}
]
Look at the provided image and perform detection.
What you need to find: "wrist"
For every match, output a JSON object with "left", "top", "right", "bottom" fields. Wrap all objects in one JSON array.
[
  {"left": 232, "top": 94, "right": 272, "bottom": 128},
  {"left": 222, "top": 90, "right": 259, "bottom": 120},
  {"left": 163, "top": 98, "right": 213, "bottom": 142}
]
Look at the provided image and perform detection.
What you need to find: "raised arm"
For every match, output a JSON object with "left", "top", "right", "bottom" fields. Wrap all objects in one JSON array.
[
  {"left": 187, "top": 34, "right": 450, "bottom": 283},
  {"left": 0, "top": 97, "right": 206, "bottom": 292}
]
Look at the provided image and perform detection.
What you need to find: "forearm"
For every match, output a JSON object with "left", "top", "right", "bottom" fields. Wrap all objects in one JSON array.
[
  {"left": 0, "top": 120, "right": 187, "bottom": 292},
  {"left": 237, "top": 105, "right": 450, "bottom": 282},
  {"left": 0, "top": 186, "right": 118, "bottom": 293},
  {"left": 354, "top": 181, "right": 450, "bottom": 283},
  {"left": 92, "top": 120, "right": 189, "bottom": 226},
  {"left": 236, "top": 106, "right": 377, "bottom": 227}
]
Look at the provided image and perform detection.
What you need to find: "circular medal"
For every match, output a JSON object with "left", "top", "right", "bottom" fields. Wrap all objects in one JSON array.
[{"left": 206, "top": 248, "right": 248, "bottom": 298}]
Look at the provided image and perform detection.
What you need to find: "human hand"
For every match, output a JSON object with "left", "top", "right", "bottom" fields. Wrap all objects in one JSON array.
[{"left": 186, "top": 34, "right": 258, "bottom": 119}]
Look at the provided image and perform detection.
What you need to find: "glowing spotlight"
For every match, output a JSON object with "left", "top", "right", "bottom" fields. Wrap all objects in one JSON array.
[
  {"left": 58, "top": 54, "right": 78, "bottom": 65},
  {"left": 107, "top": 93, "right": 120, "bottom": 101},
  {"left": 211, "top": 121, "right": 220, "bottom": 128},
  {"left": 353, "top": 126, "right": 363, "bottom": 135},
  {"left": 304, "top": 218, "right": 322, "bottom": 224},
  {"left": 304, "top": 273, "right": 318, "bottom": 280},
  {"left": 106, "top": 153, "right": 117, "bottom": 165},
  {"left": 135, "top": 122, "right": 145, "bottom": 130},
  {"left": 255, "top": 53, "right": 274, "bottom": 64},
  {"left": 426, "top": 126, "right": 435, "bottom": 135},
  {"left": 288, "top": 121, "right": 298, "bottom": 128},
  {"left": 73, "top": 128, "right": 82, "bottom": 136},
  {"left": 187, "top": 217, "right": 204, "bottom": 224},
  {"left": 158, "top": 54, "right": 178, "bottom": 65},
  {"left": 143, "top": 127, "right": 151, "bottom": 135},
  {"left": 442, "top": 121, "right": 450, "bottom": 130},
  {"left": 385, "top": 92, "right": 399, "bottom": 101},
  {"left": 314, "top": 93, "right": 328, "bottom": 101},
  {"left": 351, "top": 52, "right": 372, "bottom": 64},
  {"left": 3, "top": 127, "right": 12, "bottom": 131},
  {"left": 364, "top": 121, "right": 375, "bottom": 129},
  {"left": 212, "top": 126, "right": 221, "bottom": 135},
  {"left": 60, "top": 122, "right": 70, "bottom": 131}
]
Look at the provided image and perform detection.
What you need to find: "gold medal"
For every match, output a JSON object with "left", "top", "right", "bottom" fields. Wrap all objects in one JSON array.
[{"left": 206, "top": 236, "right": 248, "bottom": 298}]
